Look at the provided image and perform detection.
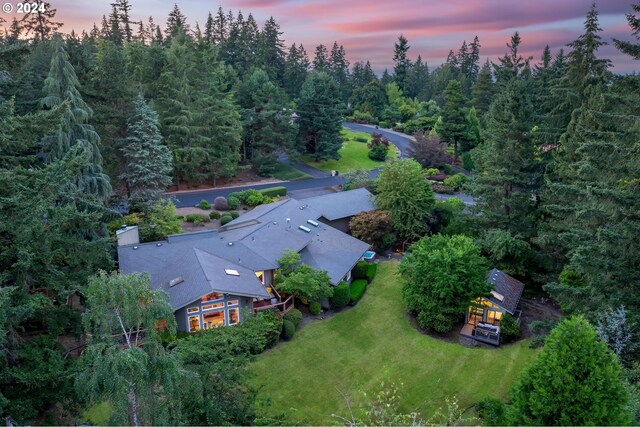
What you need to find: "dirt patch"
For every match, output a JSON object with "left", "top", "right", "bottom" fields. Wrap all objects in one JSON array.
[
  {"left": 166, "top": 167, "right": 280, "bottom": 193},
  {"left": 297, "top": 303, "right": 353, "bottom": 329},
  {"left": 518, "top": 297, "right": 564, "bottom": 338}
]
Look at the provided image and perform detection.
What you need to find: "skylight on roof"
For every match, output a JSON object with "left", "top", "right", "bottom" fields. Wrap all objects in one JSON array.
[
  {"left": 169, "top": 276, "right": 184, "bottom": 287},
  {"left": 299, "top": 225, "right": 311, "bottom": 233},
  {"left": 490, "top": 290, "right": 505, "bottom": 302},
  {"left": 225, "top": 269, "right": 240, "bottom": 276},
  {"left": 307, "top": 219, "right": 319, "bottom": 227}
]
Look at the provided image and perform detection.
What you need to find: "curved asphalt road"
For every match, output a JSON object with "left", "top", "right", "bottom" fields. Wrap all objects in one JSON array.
[{"left": 168, "top": 123, "right": 475, "bottom": 207}]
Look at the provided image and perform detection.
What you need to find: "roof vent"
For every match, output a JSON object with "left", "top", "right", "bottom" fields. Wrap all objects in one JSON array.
[
  {"left": 307, "top": 219, "right": 319, "bottom": 227},
  {"left": 156, "top": 243, "right": 162, "bottom": 247},
  {"left": 169, "top": 276, "right": 184, "bottom": 287},
  {"left": 273, "top": 221, "right": 278, "bottom": 225},
  {"left": 299, "top": 225, "right": 311, "bottom": 233},
  {"left": 121, "top": 224, "right": 127, "bottom": 229},
  {"left": 228, "top": 242, "right": 233, "bottom": 246},
  {"left": 490, "top": 290, "right": 505, "bottom": 302},
  {"left": 133, "top": 246, "right": 138, "bottom": 250},
  {"left": 225, "top": 269, "right": 240, "bottom": 276}
]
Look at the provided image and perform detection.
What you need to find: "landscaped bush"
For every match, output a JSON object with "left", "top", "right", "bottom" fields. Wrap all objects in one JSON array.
[
  {"left": 461, "top": 151, "right": 475, "bottom": 171},
  {"left": 209, "top": 211, "right": 221, "bottom": 220},
  {"left": 365, "top": 263, "right": 378, "bottom": 283},
  {"left": 443, "top": 173, "right": 468, "bottom": 190},
  {"left": 354, "top": 136, "right": 369, "bottom": 143},
  {"left": 368, "top": 142, "right": 389, "bottom": 161},
  {"left": 476, "top": 397, "right": 507, "bottom": 425},
  {"left": 347, "top": 110, "right": 375, "bottom": 124},
  {"left": 378, "top": 120, "right": 389, "bottom": 128},
  {"left": 251, "top": 309, "right": 283, "bottom": 350},
  {"left": 309, "top": 301, "right": 321, "bottom": 315},
  {"left": 259, "top": 186, "right": 288, "bottom": 197},
  {"left": 235, "top": 189, "right": 267, "bottom": 206},
  {"left": 330, "top": 281, "right": 350, "bottom": 308},
  {"left": 500, "top": 313, "right": 521, "bottom": 344},
  {"left": 443, "top": 164, "right": 453, "bottom": 174},
  {"left": 185, "top": 213, "right": 210, "bottom": 223},
  {"left": 424, "top": 168, "right": 440, "bottom": 177},
  {"left": 352, "top": 261, "right": 368, "bottom": 280},
  {"left": 227, "top": 195, "right": 240, "bottom": 209},
  {"left": 431, "top": 184, "right": 455, "bottom": 194},
  {"left": 229, "top": 211, "right": 240, "bottom": 219},
  {"left": 213, "top": 196, "right": 228, "bottom": 210},
  {"left": 199, "top": 199, "right": 211, "bottom": 210},
  {"left": 220, "top": 214, "right": 233, "bottom": 225},
  {"left": 349, "top": 279, "right": 368, "bottom": 305},
  {"left": 283, "top": 309, "right": 302, "bottom": 327},
  {"left": 282, "top": 320, "right": 296, "bottom": 340}
]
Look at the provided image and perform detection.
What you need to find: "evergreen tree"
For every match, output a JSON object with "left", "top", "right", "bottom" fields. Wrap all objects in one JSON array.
[
  {"left": 120, "top": 94, "right": 173, "bottom": 205},
  {"left": 613, "top": 1, "right": 640, "bottom": 59},
  {"left": 297, "top": 72, "right": 343, "bottom": 161},
  {"left": 164, "top": 3, "right": 189, "bottom": 41},
  {"left": 329, "top": 42, "right": 351, "bottom": 101},
  {"left": 204, "top": 12, "right": 214, "bottom": 44},
  {"left": 313, "top": 44, "right": 330, "bottom": 72},
  {"left": 259, "top": 17, "right": 286, "bottom": 84},
  {"left": 393, "top": 34, "right": 411, "bottom": 93},
  {"left": 41, "top": 37, "right": 112, "bottom": 200},
  {"left": 107, "top": 3, "right": 123, "bottom": 46},
  {"left": 284, "top": 43, "right": 310, "bottom": 99},
  {"left": 508, "top": 317, "right": 630, "bottom": 425},
  {"left": 471, "top": 59, "right": 494, "bottom": 122},
  {"left": 405, "top": 55, "right": 429, "bottom": 99},
  {"left": 6, "top": 18, "right": 22, "bottom": 44},
  {"left": 19, "top": 1, "right": 62, "bottom": 41},
  {"left": 235, "top": 69, "right": 297, "bottom": 175},
  {"left": 439, "top": 79, "right": 468, "bottom": 159},
  {"left": 493, "top": 32, "right": 531, "bottom": 85},
  {"left": 212, "top": 7, "right": 229, "bottom": 45},
  {"left": 114, "top": 0, "right": 133, "bottom": 43},
  {"left": 381, "top": 68, "right": 393, "bottom": 86}
]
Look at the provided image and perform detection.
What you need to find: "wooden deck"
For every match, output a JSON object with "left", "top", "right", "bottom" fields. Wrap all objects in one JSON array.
[
  {"left": 253, "top": 294, "right": 295, "bottom": 315},
  {"left": 460, "top": 323, "right": 500, "bottom": 346}
]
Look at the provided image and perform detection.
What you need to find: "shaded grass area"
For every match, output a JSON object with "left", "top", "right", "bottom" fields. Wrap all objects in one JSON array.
[
  {"left": 249, "top": 261, "right": 536, "bottom": 425},
  {"left": 302, "top": 128, "right": 399, "bottom": 173},
  {"left": 83, "top": 402, "right": 113, "bottom": 425},
  {"left": 270, "top": 163, "right": 313, "bottom": 181}
]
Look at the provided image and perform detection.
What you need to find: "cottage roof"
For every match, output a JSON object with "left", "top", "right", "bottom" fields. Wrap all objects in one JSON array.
[
  {"left": 487, "top": 268, "right": 525, "bottom": 314},
  {"left": 301, "top": 188, "right": 376, "bottom": 220}
]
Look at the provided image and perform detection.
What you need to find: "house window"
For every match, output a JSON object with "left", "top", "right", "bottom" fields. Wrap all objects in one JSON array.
[
  {"left": 202, "top": 292, "right": 223, "bottom": 302},
  {"left": 228, "top": 308, "right": 239, "bottom": 325},
  {"left": 187, "top": 306, "right": 199, "bottom": 313},
  {"left": 203, "top": 311, "right": 225, "bottom": 329},
  {"left": 227, "top": 299, "right": 239, "bottom": 307},
  {"left": 188, "top": 315, "right": 201, "bottom": 332},
  {"left": 202, "top": 302, "right": 224, "bottom": 311},
  {"left": 255, "top": 271, "right": 264, "bottom": 284},
  {"left": 344, "top": 270, "right": 352, "bottom": 283}
]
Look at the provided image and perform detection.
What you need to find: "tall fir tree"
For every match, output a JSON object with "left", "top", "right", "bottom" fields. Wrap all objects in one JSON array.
[
  {"left": 259, "top": 17, "right": 286, "bottom": 84},
  {"left": 19, "top": 2, "right": 62, "bottom": 41},
  {"left": 329, "top": 42, "right": 351, "bottom": 102},
  {"left": 120, "top": 94, "right": 173, "bottom": 205},
  {"left": 613, "top": 1, "right": 640, "bottom": 59},
  {"left": 41, "top": 37, "right": 112, "bottom": 200},
  {"left": 283, "top": 43, "right": 310, "bottom": 99},
  {"left": 471, "top": 59, "right": 494, "bottom": 123},
  {"left": 313, "top": 44, "right": 330, "bottom": 73},
  {"left": 392, "top": 34, "right": 411, "bottom": 93},
  {"left": 493, "top": 32, "right": 531, "bottom": 86},
  {"left": 439, "top": 79, "right": 468, "bottom": 159}
]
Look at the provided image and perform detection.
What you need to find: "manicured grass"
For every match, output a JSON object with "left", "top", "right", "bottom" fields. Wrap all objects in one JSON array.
[
  {"left": 302, "top": 127, "right": 399, "bottom": 173},
  {"left": 270, "top": 163, "right": 312, "bottom": 181},
  {"left": 83, "top": 402, "right": 113, "bottom": 425},
  {"left": 249, "top": 261, "right": 537, "bottom": 425}
]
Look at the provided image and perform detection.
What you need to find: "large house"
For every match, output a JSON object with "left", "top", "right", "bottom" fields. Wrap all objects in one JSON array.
[
  {"left": 117, "top": 188, "right": 375, "bottom": 332},
  {"left": 460, "top": 268, "right": 525, "bottom": 346}
]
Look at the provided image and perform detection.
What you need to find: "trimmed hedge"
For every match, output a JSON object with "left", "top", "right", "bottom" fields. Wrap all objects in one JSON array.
[
  {"left": 282, "top": 319, "right": 296, "bottom": 340},
  {"left": 443, "top": 173, "right": 468, "bottom": 190},
  {"left": 283, "top": 308, "right": 302, "bottom": 327},
  {"left": 209, "top": 211, "right": 221, "bottom": 220},
  {"left": 213, "top": 196, "right": 228, "bottom": 210},
  {"left": 432, "top": 184, "right": 455, "bottom": 194},
  {"left": 330, "top": 281, "right": 350, "bottom": 308},
  {"left": 349, "top": 279, "right": 368, "bottom": 305},
  {"left": 365, "top": 263, "right": 377, "bottom": 283},
  {"left": 229, "top": 211, "right": 240, "bottom": 219},
  {"left": 259, "top": 186, "right": 287, "bottom": 197},
  {"left": 185, "top": 213, "right": 210, "bottom": 224},
  {"left": 220, "top": 214, "right": 233, "bottom": 225},
  {"left": 352, "top": 261, "right": 368, "bottom": 280},
  {"left": 309, "top": 301, "right": 321, "bottom": 315},
  {"left": 227, "top": 195, "right": 240, "bottom": 210},
  {"left": 199, "top": 199, "right": 211, "bottom": 210}
]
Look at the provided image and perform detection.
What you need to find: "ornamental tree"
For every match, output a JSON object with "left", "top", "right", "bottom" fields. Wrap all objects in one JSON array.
[{"left": 275, "top": 250, "right": 333, "bottom": 302}]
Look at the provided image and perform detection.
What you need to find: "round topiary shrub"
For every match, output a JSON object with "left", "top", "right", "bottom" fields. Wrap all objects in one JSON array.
[
  {"left": 330, "top": 282, "right": 350, "bottom": 308},
  {"left": 213, "top": 196, "right": 228, "bottom": 210},
  {"left": 220, "top": 214, "right": 233, "bottom": 225},
  {"left": 283, "top": 309, "right": 302, "bottom": 327},
  {"left": 229, "top": 211, "right": 240, "bottom": 219},
  {"left": 282, "top": 319, "right": 296, "bottom": 340},
  {"left": 309, "top": 301, "right": 321, "bottom": 315},
  {"left": 209, "top": 211, "right": 221, "bottom": 220},
  {"left": 199, "top": 199, "right": 211, "bottom": 210},
  {"left": 227, "top": 195, "right": 240, "bottom": 209}
]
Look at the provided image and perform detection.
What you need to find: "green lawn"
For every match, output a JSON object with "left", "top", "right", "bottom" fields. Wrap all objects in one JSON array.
[
  {"left": 302, "top": 127, "right": 399, "bottom": 173},
  {"left": 270, "top": 162, "right": 312, "bottom": 181},
  {"left": 249, "top": 261, "right": 537, "bottom": 425}
]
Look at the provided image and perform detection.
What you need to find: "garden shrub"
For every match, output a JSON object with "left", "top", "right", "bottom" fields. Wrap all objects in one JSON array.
[
  {"left": 282, "top": 320, "right": 296, "bottom": 341},
  {"left": 349, "top": 279, "right": 368, "bottom": 304},
  {"left": 309, "top": 301, "right": 322, "bottom": 315},
  {"left": 365, "top": 263, "right": 378, "bottom": 283},
  {"left": 259, "top": 186, "right": 287, "bottom": 197},
  {"left": 352, "top": 261, "right": 368, "bottom": 280},
  {"left": 213, "top": 196, "right": 228, "bottom": 210},
  {"left": 500, "top": 313, "right": 521, "bottom": 344},
  {"left": 443, "top": 173, "right": 468, "bottom": 190},
  {"left": 283, "top": 308, "right": 302, "bottom": 327},
  {"left": 185, "top": 213, "right": 201, "bottom": 223},
  {"left": 199, "top": 199, "right": 211, "bottom": 210},
  {"left": 368, "top": 142, "right": 389, "bottom": 161},
  {"left": 378, "top": 121, "right": 389, "bottom": 128},
  {"left": 355, "top": 136, "right": 369, "bottom": 143},
  {"left": 424, "top": 168, "right": 440, "bottom": 177},
  {"left": 220, "top": 214, "right": 233, "bottom": 225},
  {"left": 227, "top": 196, "right": 240, "bottom": 210},
  {"left": 331, "top": 281, "right": 350, "bottom": 308},
  {"left": 431, "top": 184, "right": 455, "bottom": 194},
  {"left": 229, "top": 211, "right": 240, "bottom": 219},
  {"left": 236, "top": 189, "right": 267, "bottom": 206},
  {"left": 461, "top": 151, "right": 475, "bottom": 171},
  {"left": 443, "top": 164, "right": 453, "bottom": 174},
  {"left": 252, "top": 309, "right": 283, "bottom": 349},
  {"left": 380, "top": 233, "right": 396, "bottom": 250},
  {"left": 476, "top": 397, "right": 507, "bottom": 425},
  {"left": 209, "top": 211, "right": 221, "bottom": 220}
]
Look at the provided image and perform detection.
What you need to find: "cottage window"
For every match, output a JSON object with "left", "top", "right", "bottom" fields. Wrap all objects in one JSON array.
[
  {"left": 203, "top": 311, "right": 225, "bottom": 329},
  {"left": 202, "top": 292, "right": 223, "bottom": 302},
  {"left": 187, "top": 307, "right": 199, "bottom": 313},
  {"left": 255, "top": 271, "right": 264, "bottom": 284},
  {"left": 228, "top": 308, "right": 240, "bottom": 325},
  {"left": 227, "top": 299, "right": 239, "bottom": 307},
  {"left": 202, "top": 302, "right": 224, "bottom": 311},
  {"left": 188, "top": 315, "right": 201, "bottom": 332}
]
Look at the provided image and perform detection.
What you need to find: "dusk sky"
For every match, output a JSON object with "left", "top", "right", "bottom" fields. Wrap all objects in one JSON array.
[{"left": 3, "top": 0, "right": 638, "bottom": 73}]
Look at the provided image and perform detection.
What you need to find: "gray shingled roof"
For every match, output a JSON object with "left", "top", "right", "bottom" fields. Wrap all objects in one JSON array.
[
  {"left": 301, "top": 188, "right": 375, "bottom": 221},
  {"left": 487, "top": 268, "right": 525, "bottom": 313}
]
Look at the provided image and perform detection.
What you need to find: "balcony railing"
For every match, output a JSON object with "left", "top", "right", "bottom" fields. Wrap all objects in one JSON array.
[{"left": 253, "top": 294, "right": 295, "bottom": 315}]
